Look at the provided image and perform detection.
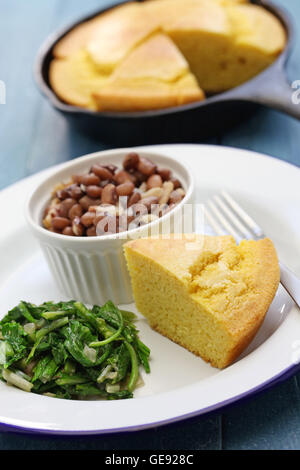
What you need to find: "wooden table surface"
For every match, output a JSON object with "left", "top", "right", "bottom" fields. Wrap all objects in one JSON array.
[{"left": 0, "top": 0, "right": 300, "bottom": 450}]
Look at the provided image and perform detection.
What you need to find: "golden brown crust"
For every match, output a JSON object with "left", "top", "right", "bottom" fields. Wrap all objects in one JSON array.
[
  {"left": 49, "top": 51, "right": 107, "bottom": 109},
  {"left": 219, "top": 238, "right": 280, "bottom": 367},
  {"left": 93, "top": 77, "right": 204, "bottom": 111},
  {"left": 124, "top": 235, "right": 280, "bottom": 369},
  {"left": 53, "top": 16, "right": 104, "bottom": 59}
]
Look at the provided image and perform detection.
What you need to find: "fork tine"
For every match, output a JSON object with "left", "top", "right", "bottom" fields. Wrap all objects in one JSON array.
[
  {"left": 221, "top": 191, "right": 265, "bottom": 238},
  {"left": 203, "top": 206, "right": 225, "bottom": 236},
  {"left": 206, "top": 200, "right": 242, "bottom": 241},
  {"left": 213, "top": 195, "right": 253, "bottom": 239}
]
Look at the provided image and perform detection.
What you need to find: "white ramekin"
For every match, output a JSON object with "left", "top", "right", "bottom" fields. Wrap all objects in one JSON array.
[{"left": 25, "top": 149, "right": 195, "bottom": 305}]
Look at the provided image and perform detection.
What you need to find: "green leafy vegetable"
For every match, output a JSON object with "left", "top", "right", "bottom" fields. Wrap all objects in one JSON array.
[{"left": 0, "top": 300, "right": 150, "bottom": 400}]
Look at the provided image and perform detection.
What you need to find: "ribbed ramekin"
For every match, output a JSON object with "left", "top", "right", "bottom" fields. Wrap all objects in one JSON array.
[{"left": 25, "top": 149, "right": 194, "bottom": 305}]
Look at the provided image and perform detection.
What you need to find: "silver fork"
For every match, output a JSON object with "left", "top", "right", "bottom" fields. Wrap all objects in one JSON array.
[{"left": 203, "top": 191, "right": 300, "bottom": 308}]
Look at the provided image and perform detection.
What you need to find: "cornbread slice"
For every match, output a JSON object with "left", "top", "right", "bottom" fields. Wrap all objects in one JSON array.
[
  {"left": 49, "top": 50, "right": 108, "bottom": 109},
  {"left": 157, "top": 0, "right": 285, "bottom": 92},
  {"left": 216, "top": 3, "right": 286, "bottom": 90},
  {"left": 124, "top": 235, "right": 280, "bottom": 369},
  {"left": 93, "top": 33, "right": 204, "bottom": 111},
  {"left": 86, "top": 2, "right": 160, "bottom": 74}
]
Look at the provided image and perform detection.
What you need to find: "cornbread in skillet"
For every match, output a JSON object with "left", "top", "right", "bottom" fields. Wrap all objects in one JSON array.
[
  {"left": 49, "top": 50, "right": 108, "bottom": 109},
  {"left": 124, "top": 235, "right": 280, "bottom": 369},
  {"left": 159, "top": 0, "right": 286, "bottom": 92},
  {"left": 220, "top": 3, "right": 287, "bottom": 90},
  {"left": 93, "top": 33, "right": 204, "bottom": 111},
  {"left": 86, "top": 2, "right": 159, "bottom": 74},
  {"left": 50, "top": 0, "right": 286, "bottom": 109}
]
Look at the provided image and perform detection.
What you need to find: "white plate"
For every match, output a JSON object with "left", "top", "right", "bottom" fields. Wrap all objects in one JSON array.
[{"left": 0, "top": 144, "right": 300, "bottom": 436}]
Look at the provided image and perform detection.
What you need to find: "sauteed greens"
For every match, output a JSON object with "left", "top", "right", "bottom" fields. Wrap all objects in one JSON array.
[{"left": 0, "top": 300, "right": 150, "bottom": 400}]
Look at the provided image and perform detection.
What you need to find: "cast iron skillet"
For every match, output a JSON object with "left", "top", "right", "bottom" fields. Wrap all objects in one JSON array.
[{"left": 35, "top": 0, "right": 300, "bottom": 145}]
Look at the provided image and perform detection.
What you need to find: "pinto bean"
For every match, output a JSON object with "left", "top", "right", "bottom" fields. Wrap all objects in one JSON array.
[
  {"left": 81, "top": 212, "right": 96, "bottom": 227},
  {"left": 51, "top": 217, "right": 71, "bottom": 230},
  {"left": 157, "top": 168, "right": 171, "bottom": 181},
  {"left": 101, "top": 184, "right": 117, "bottom": 205},
  {"left": 80, "top": 173, "right": 100, "bottom": 186},
  {"left": 147, "top": 174, "right": 163, "bottom": 189},
  {"left": 137, "top": 157, "right": 156, "bottom": 176},
  {"left": 68, "top": 204, "right": 83, "bottom": 220},
  {"left": 58, "top": 198, "right": 76, "bottom": 217},
  {"left": 68, "top": 185, "right": 84, "bottom": 200},
  {"left": 116, "top": 182, "right": 135, "bottom": 197},
  {"left": 128, "top": 191, "right": 141, "bottom": 207},
  {"left": 123, "top": 152, "right": 140, "bottom": 171},
  {"left": 86, "top": 226, "right": 97, "bottom": 237},
  {"left": 114, "top": 170, "right": 134, "bottom": 185},
  {"left": 91, "top": 165, "right": 114, "bottom": 181},
  {"left": 79, "top": 195, "right": 101, "bottom": 211},
  {"left": 170, "top": 177, "right": 182, "bottom": 190},
  {"left": 86, "top": 185, "right": 102, "bottom": 198},
  {"left": 62, "top": 226, "right": 75, "bottom": 236}
]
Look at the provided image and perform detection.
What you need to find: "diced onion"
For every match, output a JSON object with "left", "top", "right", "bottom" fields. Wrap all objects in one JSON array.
[
  {"left": 97, "top": 365, "right": 112, "bottom": 384},
  {"left": 24, "top": 323, "right": 36, "bottom": 335},
  {"left": 106, "top": 371, "right": 118, "bottom": 380},
  {"left": 83, "top": 345, "right": 96, "bottom": 363},
  {"left": 2, "top": 369, "right": 33, "bottom": 392},
  {"left": 106, "top": 383, "right": 120, "bottom": 394}
]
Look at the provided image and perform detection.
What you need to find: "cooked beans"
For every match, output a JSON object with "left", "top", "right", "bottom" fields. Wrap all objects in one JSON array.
[
  {"left": 114, "top": 170, "right": 134, "bottom": 185},
  {"left": 81, "top": 212, "right": 96, "bottom": 227},
  {"left": 123, "top": 152, "right": 140, "bottom": 171},
  {"left": 147, "top": 174, "right": 163, "bottom": 189},
  {"left": 43, "top": 153, "right": 185, "bottom": 237},
  {"left": 62, "top": 226, "right": 75, "bottom": 236},
  {"left": 170, "top": 177, "right": 182, "bottom": 190},
  {"left": 69, "top": 185, "right": 84, "bottom": 200},
  {"left": 91, "top": 164, "right": 114, "bottom": 181},
  {"left": 116, "top": 182, "right": 135, "bottom": 197},
  {"left": 128, "top": 191, "right": 141, "bottom": 207},
  {"left": 69, "top": 203, "right": 83, "bottom": 220},
  {"left": 80, "top": 173, "right": 100, "bottom": 186},
  {"left": 103, "top": 164, "right": 118, "bottom": 174},
  {"left": 51, "top": 217, "right": 70, "bottom": 230},
  {"left": 86, "top": 226, "right": 97, "bottom": 237},
  {"left": 130, "top": 170, "right": 147, "bottom": 185},
  {"left": 72, "top": 217, "right": 84, "bottom": 236},
  {"left": 157, "top": 168, "right": 171, "bottom": 181},
  {"left": 58, "top": 198, "right": 76, "bottom": 218},
  {"left": 137, "top": 157, "right": 156, "bottom": 176},
  {"left": 101, "top": 184, "right": 117, "bottom": 205},
  {"left": 86, "top": 185, "right": 103, "bottom": 199},
  {"left": 79, "top": 195, "right": 101, "bottom": 211}
]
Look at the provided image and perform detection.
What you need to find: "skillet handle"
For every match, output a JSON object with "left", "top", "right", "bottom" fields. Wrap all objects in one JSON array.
[{"left": 231, "top": 66, "right": 300, "bottom": 120}]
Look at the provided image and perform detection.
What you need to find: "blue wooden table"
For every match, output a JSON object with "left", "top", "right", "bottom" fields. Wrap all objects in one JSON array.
[{"left": 0, "top": 0, "right": 300, "bottom": 450}]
